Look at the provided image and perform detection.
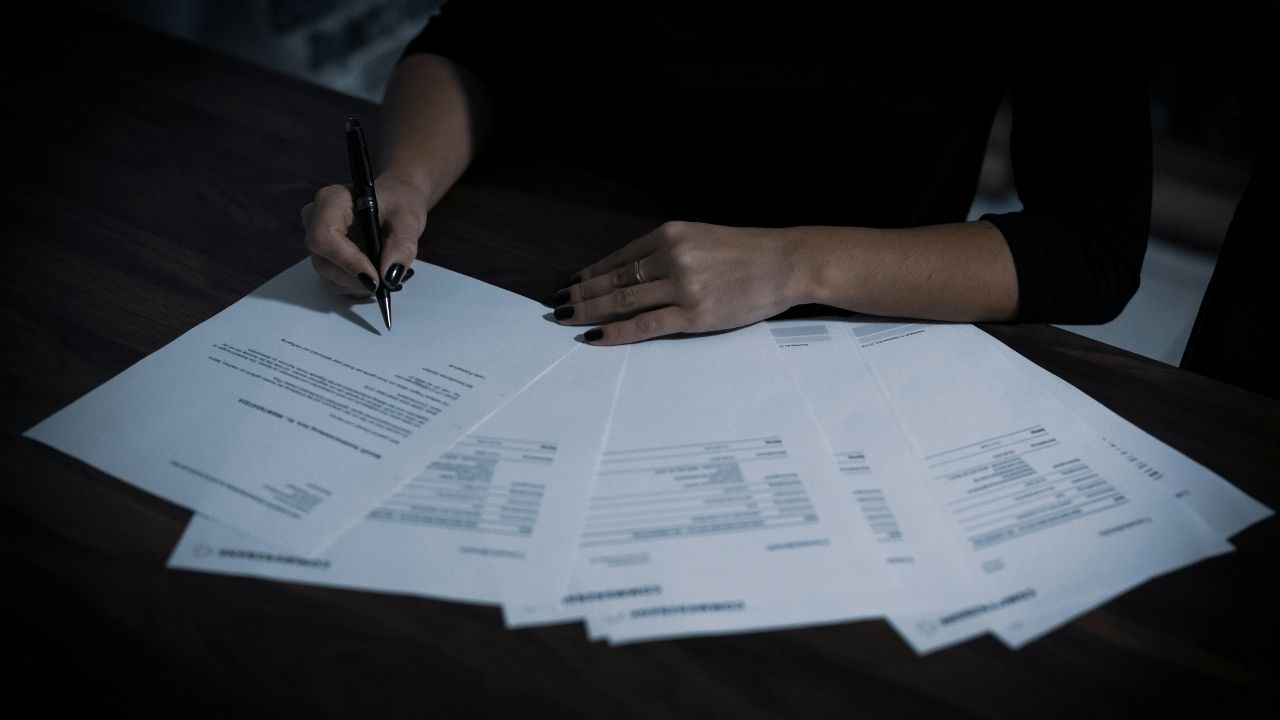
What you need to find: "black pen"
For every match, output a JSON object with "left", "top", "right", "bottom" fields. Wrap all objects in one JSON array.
[{"left": 345, "top": 117, "right": 392, "bottom": 330}]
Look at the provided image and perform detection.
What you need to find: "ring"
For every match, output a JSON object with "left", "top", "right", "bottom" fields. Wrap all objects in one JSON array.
[{"left": 633, "top": 260, "right": 645, "bottom": 285}]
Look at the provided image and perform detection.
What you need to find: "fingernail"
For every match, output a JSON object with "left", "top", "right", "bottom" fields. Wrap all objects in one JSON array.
[
  {"left": 548, "top": 288, "right": 570, "bottom": 307},
  {"left": 568, "top": 272, "right": 582, "bottom": 285},
  {"left": 554, "top": 306, "right": 575, "bottom": 320},
  {"left": 402, "top": 267, "right": 415, "bottom": 283},
  {"left": 584, "top": 328, "right": 603, "bottom": 342},
  {"left": 385, "top": 263, "right": 405, "bottom": 287},
  {"left": 357, "top": 273, "right": 377, "bottom": 293}
]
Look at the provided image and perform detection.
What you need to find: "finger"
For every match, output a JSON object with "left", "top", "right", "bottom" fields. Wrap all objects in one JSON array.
[
  {"left": 378, "top": 206, "right": 424, "bottom": 288},
  {"left": 389, "top": 267, "right": 415, "bottom": 291},
  {"left": 576, "top": 227, "right": 664, "bottom": 282},
  {"left": 554, "top": 279, "right": 677, "bottom": 326},
  {"left": 304, "top": 184, "right": 378, "bottom": 284},
  {"left": 583, "top": 306, "right": 691, "bottom": 346},
  {"left": 569, "top": 254, "right": 662, "bottom": 304},
  {"left": 312, "top": 254, "right": 374, "bottom": 296}
]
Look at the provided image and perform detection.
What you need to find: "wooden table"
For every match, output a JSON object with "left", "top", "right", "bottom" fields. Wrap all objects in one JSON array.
[{"left": 5, "top": 9, "right": 1277, "bottom": 717}]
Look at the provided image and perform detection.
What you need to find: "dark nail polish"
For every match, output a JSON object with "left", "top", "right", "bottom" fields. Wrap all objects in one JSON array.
[
  {"left": 357, "top": 273, "right": 377, "bottom": 293},
  {"left": 402, "top": 267, "right": 415, "bottom": 283},
  {"left": 390, "top": 283, "right": 402, "bottom": 292},
  {"left": 384, "top": 263, "right": 405, "bottom": 287},
  {"left": 554, "top": 306, "right": 575, "bottom": 320},
  {"left": 568, "top": 272, "right": 582, "bottom": 285},
  {"left": 584, "top": 328, "right": 603, "bottom": 342},
  {"left": 549, "top": 288, "right": 570, "bottom": 307}
]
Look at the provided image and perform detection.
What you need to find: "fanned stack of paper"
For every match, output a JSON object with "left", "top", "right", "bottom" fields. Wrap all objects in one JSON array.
[{"left": 26, "top": 262, "right": 1271, "bottom": 653}]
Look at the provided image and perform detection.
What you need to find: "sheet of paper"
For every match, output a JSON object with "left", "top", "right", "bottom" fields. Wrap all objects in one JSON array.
[
  {"left": 27, "top": 261, "right": 578, "bottom": 554},
  {"left": 587, "top": 319, "right": 984, "bottom": 644},
  {"left": 768, "top": 320, "right": 980, "bottom": 610},
  {"left": 983, "top": 338, "right": 1271, "bottom": 648},
  {"left": 507, "top": 322, "right": 892, "bottom": 639},
  {"left": 988, "top": 337, "right": 1271, "bottom": 540},
  {"left": 848, "top": 321, "right": 1232, "bottom": 654},
  {"left": 167, "top": 343, "right": 627, "bottom": 606}
]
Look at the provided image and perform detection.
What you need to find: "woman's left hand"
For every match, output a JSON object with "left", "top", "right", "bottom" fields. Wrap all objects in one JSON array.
[{"left": 550, "top": 221, "right": 805, "bottom": 345}]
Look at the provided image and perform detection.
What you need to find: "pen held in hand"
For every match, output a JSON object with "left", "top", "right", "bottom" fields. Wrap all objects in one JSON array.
[{"left": 345, "top": 117, "right": 392, "bottom": 331}]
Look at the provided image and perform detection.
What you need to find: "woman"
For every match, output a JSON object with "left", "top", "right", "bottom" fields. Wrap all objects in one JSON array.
[{"left": 303, "top": 1, "right": 1151, "bottom": 345}]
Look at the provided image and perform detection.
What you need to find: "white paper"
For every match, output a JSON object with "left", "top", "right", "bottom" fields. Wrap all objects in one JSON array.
[
  {"left": 27, "top": 261, "right": 578, "bottom": 554},
  {"left": 769, "top": 320, "right": 981, "bottom": 611},
  {"left": 589, "top": 319, "right": 984, "bottom": 644},
  {"left": 167, "top": 343, "right": 627, "bottom": 605},
  {"left": 983, "top": 337, "right": 1271, "bottom": 647},
  {"left": 509, "top": 323, "right": 892, "bottom": 639},
  {"left": 850, "top": 322, "right": 1232, "bottom": 653},
  {"left": 988, "top": 336, "right": 1271, "bottom": 539}
]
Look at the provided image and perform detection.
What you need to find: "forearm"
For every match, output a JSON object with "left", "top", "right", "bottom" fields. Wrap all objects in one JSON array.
[
  {"left": 786, "top": 220, "right": 1019, "bottom": 321},
  {"left": 377, "top": 53, "right": 491, "bottom": 209}
]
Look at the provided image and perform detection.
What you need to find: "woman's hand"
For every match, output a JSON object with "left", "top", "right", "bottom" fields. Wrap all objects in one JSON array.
[
  {"left": 301, "top": 175, "right": 429, "bottom": 296},
  {"left": 551, "top": 221, "right": 806, "bottom": 344}
]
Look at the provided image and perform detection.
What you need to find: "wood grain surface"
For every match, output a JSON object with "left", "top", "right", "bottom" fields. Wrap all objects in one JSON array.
[{"left": 3, "top": 8, "right": 1276, "bottom": 718}]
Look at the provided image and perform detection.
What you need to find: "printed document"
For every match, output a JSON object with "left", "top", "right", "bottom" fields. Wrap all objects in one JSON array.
[
  {"left": 168, "top": 344, "right": 627, "bottom": 606},
  {"left": 590, "top": 319, "right": 983, "bottom": 644},
  {"left": 27, "top": 261, "right": 578, "bottom": 554},
  {"left": 508, "top": 322, "right": 892, "bottom": 637},
  {"left": 769, "top": 320, "right": 980, "bottom": 610},
  {"left": 849, "top": 321, "right": 1233, "bottom": 653},
  {"left": 985, "top": 337, "right": 1271, "bottom": 647}
]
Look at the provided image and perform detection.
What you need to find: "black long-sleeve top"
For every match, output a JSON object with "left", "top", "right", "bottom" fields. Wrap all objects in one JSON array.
[{"left": 401, "top": 1, "right": 1152, "bottom": 323}]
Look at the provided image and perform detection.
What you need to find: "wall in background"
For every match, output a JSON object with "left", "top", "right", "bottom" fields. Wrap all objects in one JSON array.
[{"left": 91, "top": 0, "right": 441, "bottom": 102}]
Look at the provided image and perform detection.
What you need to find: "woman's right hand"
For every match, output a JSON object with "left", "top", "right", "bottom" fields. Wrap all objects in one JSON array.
[{"left": 301, "top": 175, "right": 429, "bottom": 296}]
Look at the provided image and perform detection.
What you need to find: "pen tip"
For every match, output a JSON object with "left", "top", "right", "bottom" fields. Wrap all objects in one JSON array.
[{"left": 379, "top": 294, "right": 392, "bottom": 331}]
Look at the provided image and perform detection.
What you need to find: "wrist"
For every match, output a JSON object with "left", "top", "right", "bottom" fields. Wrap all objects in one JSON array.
[{"left": 782, "top": 229, "right": 850, "bottom": 308}]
